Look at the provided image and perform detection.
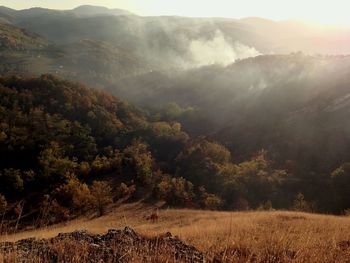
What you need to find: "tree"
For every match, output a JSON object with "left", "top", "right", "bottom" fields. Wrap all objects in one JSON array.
[
  {"left": 122, "top": 142, "right": 154, "bottom": 185},
  {"left": 0, "top": 195, "right": 6, "bottom": 213},
  {"left": 331, "top": 163, "right": 350, "bottom": 212},
  {"left": 90, "top": 181, "right": 113, "bottom": 216},
  {"left": 234, "top": 151, "right": 287, "bottom": 208},
  {"left": 175, "top": 139, "right": 231, "bottom": 192},
  {"left": 203, "top": 194, "right": 223, "bottom": 210},
  {"left": 0, "top": 169, "right": 24, "bottom": 195},
  {"left": 38, "top": 142, "right": 78, "bottom": 184},
  {"left": 116, "top": 182, "right": 136, "bottom": 199},
  {"left": 155, "top": 176, "right": 195, "bottom": 207},
  {"left": 197, "top": 187, "right": 223, "bottom": 210},
  {"left": 0, "top": 194, "right": 7, "bottom": 233},
  {"left": 140, "top": 121, "right": 189, "bottom": 167}
]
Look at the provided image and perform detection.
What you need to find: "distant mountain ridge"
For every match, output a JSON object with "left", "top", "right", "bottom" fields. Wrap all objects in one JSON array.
[
  {"left": 71, "top": 5, "right": 134, "bottom": 16},
  {"left": 0, "top": 4, "right": 349, "bottom": 56},
  {"left": 0, "top": 5, "right": 134, "bottom": 18}
]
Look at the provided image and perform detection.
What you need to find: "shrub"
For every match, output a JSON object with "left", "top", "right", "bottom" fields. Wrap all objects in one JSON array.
[
  {"left": 155, "top": 176, "right": 195, "bottom": 207},
  {"left": 90, "top": 181, "right": 113, "bottom": 216},
  {"left": 257, "top": 200, "right": 273, "bottom": 211},
  {"left": 116, "top": 183, "right": 136, "bottom": 199},
  {"left": 197, "top": 187, "right": 223, "bottom": 210},
  {"left": 203, "top": 194, "right": 223, "bottom": 210},
  {"left": 293, "top": 193, "right": 310, "bottom": 212},
  {"left": 50, "top": 199, "right": 70, "bottom": 223},
  {"left": 38, "top": 196, "right": 70, "bottom": 225},
  {"left": 0, "top": 194, "right": 7, "bottom": 213},
  {"left": 55, "top": 178, "right": 93, "bottom": 215},
  {"left": 0, "top": 169, "right": 24, "bottom": 194}
]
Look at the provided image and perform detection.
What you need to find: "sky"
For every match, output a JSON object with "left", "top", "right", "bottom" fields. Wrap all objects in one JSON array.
[{"left": 1, "top": 0, "right": 350, "bottom": 26}]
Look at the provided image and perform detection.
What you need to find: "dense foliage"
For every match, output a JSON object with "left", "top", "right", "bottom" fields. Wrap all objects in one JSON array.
[
  {"left": 0, "top": 75, "right": 186, "bottom": 227},
  {"left": 0, "top": 75, "right": 349, "bottom": 231}
]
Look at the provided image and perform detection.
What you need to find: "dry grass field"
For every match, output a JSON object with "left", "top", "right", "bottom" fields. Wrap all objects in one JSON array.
[{"left": 1, "top": 202, "right": 350, "bottom": 262}]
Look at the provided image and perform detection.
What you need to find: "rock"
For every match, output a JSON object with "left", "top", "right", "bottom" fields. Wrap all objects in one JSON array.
[{"left": 0, "top": 227, "right": 206, "bottom": 262}]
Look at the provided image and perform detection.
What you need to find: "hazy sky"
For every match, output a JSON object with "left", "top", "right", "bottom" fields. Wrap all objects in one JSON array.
[{"left": 1, "top": 0, "right": 350, "bottom": 25}]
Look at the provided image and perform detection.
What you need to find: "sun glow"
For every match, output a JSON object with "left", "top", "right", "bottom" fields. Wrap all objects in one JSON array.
[
  {"left": 133, "top": 0, "right": 350, "bottom": 27},
  {"left": 1, "top": 0, "right": 350, "bottom": 27}
]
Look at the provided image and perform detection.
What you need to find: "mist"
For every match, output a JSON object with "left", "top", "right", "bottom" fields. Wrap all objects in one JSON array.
[{"left": 189, "top": 30, "right": 261, "bottom": 66}]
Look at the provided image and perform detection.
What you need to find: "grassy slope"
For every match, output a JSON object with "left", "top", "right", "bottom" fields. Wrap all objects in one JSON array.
[{"left": 1, "top": 203, "right": 350, "bottom": 262}]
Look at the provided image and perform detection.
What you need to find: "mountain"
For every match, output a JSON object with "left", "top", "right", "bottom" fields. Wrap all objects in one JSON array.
[
  {"left": 71, "top": 5, "right": 134, "bottom": 17},
  {"left": 0, "top": 23, "right": 49, "bottom": 75},
  {"left": 1, "top": 5, "right": 348, "bottom": 55},
  {"left": 0, "top": 5, "right": 134, "bottom": 19},
  {"left": 0, "top": 22, "right": 154, "bottom": 85},
  {"left": 0, "top": 9, "right": 344, "bottom": 86},
  {"left": 0, "top": 5, "right": 349, "bottom": 86},
  {"left": 0, "top": 6, "right": 17, "bottom": 16},
  {"left": 0, "top": 9, "right": 14, "bottom": 24}
]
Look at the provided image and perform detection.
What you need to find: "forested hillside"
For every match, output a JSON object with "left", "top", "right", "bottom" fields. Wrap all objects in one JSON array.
[
  {"left": 117, "top": 54, "right": 350, "bottom": 172},
  {"left": 0, "top": 75, "right": 349, "bottom": 232},
  {"left": 0, "top": 75, "right": 189, "bottom": 226}
]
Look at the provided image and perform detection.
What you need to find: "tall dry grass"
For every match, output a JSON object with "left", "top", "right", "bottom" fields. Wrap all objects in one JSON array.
[{"left": 1, "top": 202, "right": 350, "bottom": 262}]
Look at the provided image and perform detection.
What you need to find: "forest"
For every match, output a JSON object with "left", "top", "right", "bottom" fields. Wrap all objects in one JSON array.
[{"left": 0, "top": 75, "right": 349, "bottom": 230}]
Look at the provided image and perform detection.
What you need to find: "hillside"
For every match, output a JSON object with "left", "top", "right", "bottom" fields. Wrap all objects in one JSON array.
[
  {"left": 0, "top": 23, "right": 51, "bottom": 75},
  {"left": 0, "top": 23, "right": 47, "bottom": 51},
  {"left": 0, "top": 24, "right": 154, "bottom": 85},
  {"left": 0, "top": 73, "right": 350, "bottom": 235},
  {"left": 115, "top": 54, "right": 350, "bottom": 172},
  {"left": 0, "top": 74, "right": 348, "bottom": 228},
  {"left": 0, "top": 6, "right": 349, "bottom": 92},
  {"left": 1, "top": 204, "right": 350, "bottom": 262},
  {"left": 0, "top": 75, "right": 194, "bottom": 228}
]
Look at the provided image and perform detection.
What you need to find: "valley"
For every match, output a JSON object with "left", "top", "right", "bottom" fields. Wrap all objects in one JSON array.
[{"left": 0, "top": 3, "right": 350, "bottom": 262}]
